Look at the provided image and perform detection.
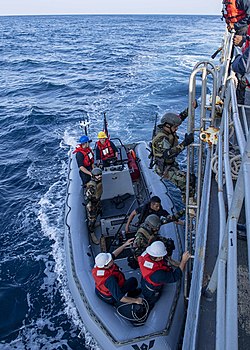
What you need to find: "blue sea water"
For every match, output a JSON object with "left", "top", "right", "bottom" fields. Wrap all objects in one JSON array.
[{"left": 0, "top": 14, "right": 224, "bottom": 350}]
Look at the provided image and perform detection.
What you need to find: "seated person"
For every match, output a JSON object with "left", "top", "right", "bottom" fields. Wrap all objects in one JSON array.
[
  {"left": 138, "top": 241, "right": 190, "bottom": 309},
  {"left": 125, "top": 195, "right": 184, "bottom": 234},
  {"left": 96, "top": 131, "right": 118, "bottom": 167},
  {"left": 92, "top": 238, "right": 142, "bottom": 306},
  {"left": 128, "top": 214, "right": 179, "bottom": 269}
]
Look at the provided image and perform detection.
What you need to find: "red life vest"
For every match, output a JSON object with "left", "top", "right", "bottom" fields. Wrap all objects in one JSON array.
[
  {"left": 73, "top": 145, "right": 94, "bottom": 167},
  {"left": 92, "top": 263, "right": 125, "bottom": 296},
  {"left": 138, "top": 252, "right": 172, "bottom": 287},
  {"left": 222, "top": 0, "right": 246, "bottom": 24},
  {"left": 97, "top": 139, "right": 115, "bottom": 160}
]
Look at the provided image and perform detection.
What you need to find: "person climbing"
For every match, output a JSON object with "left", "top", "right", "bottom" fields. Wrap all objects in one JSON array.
[
  {"left": 95, "top": 131, "right": 118, "bottom": 167},
  {"left": 152, "top": 108, "right": 196, "bottom": 198},
  {"left": 125, "top": 195, "right": 184, "bottom": 234},
  {"left": 73, "top": 135, "right": 94, "bottom": 186},
  {"left": 138, "top": 241, "right": 190, "bottom": 309},
  {"left": 85, "top": 167, "right": 103, "bottom": 244}
]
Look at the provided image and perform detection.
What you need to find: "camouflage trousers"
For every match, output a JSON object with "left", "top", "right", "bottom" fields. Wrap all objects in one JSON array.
[
  {"left": 86, "top": 200, "right": 101, "bottom": 231},
  {"left": 155, "top": 164, "right": 186, "bottom": 194}
]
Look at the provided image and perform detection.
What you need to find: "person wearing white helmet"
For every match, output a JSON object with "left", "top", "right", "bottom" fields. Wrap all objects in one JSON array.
[
  {"left": 138, "top": 241, "right": 190, "bottom": 308},
  {"left": 73, "top": 135, "right": 94, "bottom": 186},
  {"left": 95, "top": 131, "right": 118, "bottom": 167},
  {"left": 92, "top": 238, "right": 142, "bottom": 306}
]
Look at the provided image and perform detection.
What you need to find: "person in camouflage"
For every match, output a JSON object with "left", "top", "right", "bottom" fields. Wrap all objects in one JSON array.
[
  {"left": 85, "top": 167, "right": 103, "bottom": 244},
  {"left": 152, "top": 108, "right": 195, "bottom": 196},
  {"left": 132, "top": 215, "right": 179, "bottom": 267}
]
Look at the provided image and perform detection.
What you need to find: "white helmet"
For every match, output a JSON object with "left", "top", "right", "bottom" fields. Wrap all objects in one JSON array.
[
  {"left": 95, "top": 252, "right": 112, "bottom": 268},
  {"left": 146, "top": 241, "right": 167, "bottom": 258}
]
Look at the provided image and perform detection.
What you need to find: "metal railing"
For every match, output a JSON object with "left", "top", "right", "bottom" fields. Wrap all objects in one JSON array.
[
  {"left": 184, "top": 62, "right": 217, "bottom": 299},
  {"left": 183, "top": 29, "right": 250, "bottom": 350}
]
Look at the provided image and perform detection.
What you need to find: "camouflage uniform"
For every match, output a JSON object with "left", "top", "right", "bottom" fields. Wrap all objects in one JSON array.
[
  {"left": 133, "top": 224, "right": 175, "bottom": 258},
  {"left": 85, "top": 178, "right": 103, "bottom": 232},
  {"left": 133, "top": 225, "right": 154, "bottom": 258},
  {"left": 152, "top": 109, "right": 188, "bottom": 194}
]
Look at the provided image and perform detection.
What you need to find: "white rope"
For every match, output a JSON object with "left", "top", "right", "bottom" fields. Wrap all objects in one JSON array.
[{"left": 211, "top": 152, "right": 242, "bottom": 183}]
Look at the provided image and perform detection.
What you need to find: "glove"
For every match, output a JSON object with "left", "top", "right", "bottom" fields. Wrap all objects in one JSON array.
[
  {"left": 182, "top": 132, "right": 194, "bottom": 147},
  {"left": 174, "top": 209, "right": 185, "bottom": 220},
  {"left": 193, "top": 99, "right": 198, "bottom": 109}
]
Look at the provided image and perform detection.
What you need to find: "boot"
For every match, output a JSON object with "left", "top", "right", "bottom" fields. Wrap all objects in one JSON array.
[
  {"left": 127, "top": 288, "right": 142, "bottom": 298},
  {"left": 90, "top": 231, "right": 99, "bottom": 245}
]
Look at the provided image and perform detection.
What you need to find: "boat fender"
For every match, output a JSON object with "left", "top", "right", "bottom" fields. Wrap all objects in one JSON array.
[{"left": 127, "top": 150, "right": 140, "bottom": 181}]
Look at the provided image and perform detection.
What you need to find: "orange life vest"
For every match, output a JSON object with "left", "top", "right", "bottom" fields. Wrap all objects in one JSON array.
[
  {"left": 73, "top": 145, "right": 94, "bottom": 167},
  {"left": 222, "top": 0, "right": 246, "bottom": 24},
  {"left": 92, "top": 263, "right": 125, "bottom": 296},
  {"left": 96, "top": 139, "right": 115, "bottom": 160},
  {"left": 138, "top": 252, "right": 172, "bottom": 287}
]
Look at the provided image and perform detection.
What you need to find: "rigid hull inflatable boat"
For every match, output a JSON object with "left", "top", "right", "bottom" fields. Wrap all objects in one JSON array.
[{"left": 65, "top": 140, "right": 186, "bottom": 350}]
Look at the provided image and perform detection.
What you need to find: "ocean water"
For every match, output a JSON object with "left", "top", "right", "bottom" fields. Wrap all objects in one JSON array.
[{"left": 0, "top": 15, "right": 224, "bottom": 350}]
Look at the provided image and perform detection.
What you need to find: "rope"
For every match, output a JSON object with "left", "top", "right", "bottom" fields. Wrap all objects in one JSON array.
[
  {"left": 211, "top": 151, "right": 242, "bottom": 183},
  {"left": 116, "top": 298, "right": 149, "bottom": 323}
]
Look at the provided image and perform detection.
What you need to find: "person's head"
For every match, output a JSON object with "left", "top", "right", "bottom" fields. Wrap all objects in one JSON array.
[
  {"left": 159, "top": 113, "right": 181, "bottom": 133},
  {"left": 95, "top": 252, "right": 113, "bottom": 268},
  {"left": 144, "top": 214, "right": 161, "bottom": 234},
  {"left": 97, "top": 131, "right": 108, "bottom": 144},
  {"left": 91, "top": 167, "right": 102, "bottom": 182},
  {"left": 79, "top": 135, "right": 91, "bottom": 147},
  {"left": 149, "top": 196, "right": 161, "bottom": 212},
  {"left": 146, "top": 241, "right": 167, "bottom": 261}
]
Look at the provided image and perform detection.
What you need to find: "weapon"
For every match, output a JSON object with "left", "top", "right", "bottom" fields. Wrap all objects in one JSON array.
[
  {"left": 79, "top": 114, "right": 90, "bottom": 136},
  {"left": 103, "top": 112, "right": 109, "bottom": 138},
  {"left": 211, "top": 46, "right": 222, "bottom": 59},
  {"left": 149, "top": 114, "right": 158, "bottom": 169}
]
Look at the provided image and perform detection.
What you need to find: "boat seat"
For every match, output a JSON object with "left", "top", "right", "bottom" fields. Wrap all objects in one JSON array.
[{"left": 101, "top": 165, "right": 135, "bottom": 200}]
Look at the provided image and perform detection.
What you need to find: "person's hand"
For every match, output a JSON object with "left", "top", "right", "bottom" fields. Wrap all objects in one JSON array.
[
  {"left": 233, "top": 35, "right": 244, "bottom": 47},
  {"left": 183, "top": 132, "right": 194, "bottom": 147},
  {"left": 122, "top": 238, "right": 134, "bottom": 247},
  {"left": 181, "top": 251, "right": 191, "bottom": 263},
  {"left": 192, "top": 99, "right": 198, "bottom": 109}
]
